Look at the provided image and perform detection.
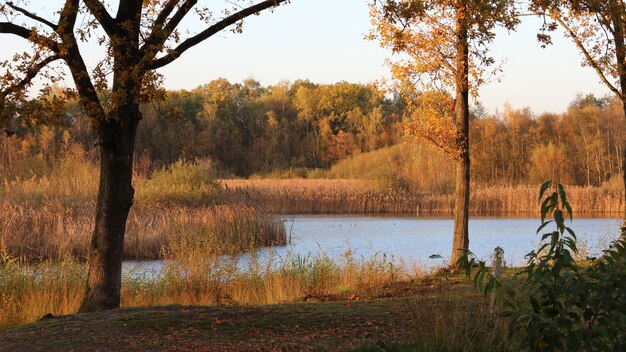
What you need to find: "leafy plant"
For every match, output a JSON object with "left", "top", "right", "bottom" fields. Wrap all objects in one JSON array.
[{"left": 465, "top": 181, "right": 626, "bottom": 351}]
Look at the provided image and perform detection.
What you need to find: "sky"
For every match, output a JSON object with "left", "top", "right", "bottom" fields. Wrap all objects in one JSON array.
[{"left": 1, "top": 0, "right": 614, "bottom": 114}]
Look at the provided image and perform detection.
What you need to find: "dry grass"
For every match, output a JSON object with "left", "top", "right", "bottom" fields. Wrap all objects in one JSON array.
[
  {"left": 0, "top": 158, "right": 284, "bottom": 261},
  {"left": 223, "top": 179, "right": 422, "bottom": 213},
  {"left": 0, "top": 203, "right": 284, "bottom": 261},
  {"left": 1, "top": 176, "right": 622, "bottom": 261},
  {"left": 0, "top": 250, "right": 405, "bottom": 329},
  {"left": 419, "top": 185, "right": 625, "bottom": 214},
  {"left": 222, "top": 179, "right": 625, "bottom": 215}
]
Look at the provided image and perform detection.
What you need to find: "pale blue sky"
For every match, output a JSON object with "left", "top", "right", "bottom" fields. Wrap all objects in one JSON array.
[{"left": 1, "top": 0, "right": 613, "bottom": 114}]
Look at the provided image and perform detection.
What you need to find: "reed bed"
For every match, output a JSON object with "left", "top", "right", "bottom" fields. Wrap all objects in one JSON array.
[
  {"left": 222, "top": 179, "right": 625, "bottom": 215},
  {"left": 0, "top": 251, "right": 404, "bottom": 329},
  {"left": 0, "top": 203, "right": 285, "bottom": 261},
  {"left": 419, "top": 185, "right": 625, "bottom": 215},
  {"left": 223, "top": 179, "right": 421, "bottom": 213}
]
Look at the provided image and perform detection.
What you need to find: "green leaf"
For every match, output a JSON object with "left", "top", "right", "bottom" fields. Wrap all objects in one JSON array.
[
  {"left": 565, "top": 227, "right": 576, "bottom": 240},
  {"left": 557, "top": 183, "right": 566, "bottom": 205},
  {"left": 554, "top": 210, "right": 565, "bottom": 233},
  {"left": 504, "top": 285, "right": 516, "bottom": 298},
  {"left": 540, "top": 196, "right": 552, "bottom": 223},
  {"left": 564, "top": 202, "right": 573, "bottom": 221},
  {"left": 539, "top": 180, "right": 552, "bottom": 201},
  {"left": 537, "top": 220, "right": 553, "bottom": 234}
]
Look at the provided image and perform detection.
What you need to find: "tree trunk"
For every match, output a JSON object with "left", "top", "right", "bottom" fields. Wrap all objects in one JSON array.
[
  {"left": 450, "top": 3, "right": 470, "bottom": 266},
  {"left": 609, "top": 0, "right": 626, "bottom": 223},
  {"left": 621, "top": 103, "right": 626, "bottom": 224},
  {"left": 79, "top": 109, "right": 139, "bottom": 312},
  {"left": 451, "top": 145, "right": 470, "bottom": 265}
]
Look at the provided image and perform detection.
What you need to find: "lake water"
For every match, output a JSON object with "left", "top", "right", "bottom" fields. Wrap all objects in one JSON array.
[{"left": 125, "top": 214, "right": 624, "bottom": 276}]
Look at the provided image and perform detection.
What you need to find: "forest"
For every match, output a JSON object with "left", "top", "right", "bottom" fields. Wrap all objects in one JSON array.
[{"left": 2, "top": 80, "right": 625, "bottom": 193}]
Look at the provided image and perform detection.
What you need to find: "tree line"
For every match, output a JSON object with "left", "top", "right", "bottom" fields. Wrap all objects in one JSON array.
[{"left": 2, "top": 81, "right": 624, "bottom": 191}]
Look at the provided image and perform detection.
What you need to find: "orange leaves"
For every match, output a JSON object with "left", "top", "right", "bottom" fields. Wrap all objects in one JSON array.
[
  {"left": 404, "top": 91, "right": 461, "bottom": 159},
  {"left": 369, "top": 0, "right": 518, "bottom": 96}
]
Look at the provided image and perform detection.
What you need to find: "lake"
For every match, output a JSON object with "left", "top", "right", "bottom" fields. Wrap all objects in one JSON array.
[{"left": 125, "top": 214, "right": 624, "bottom": 276}]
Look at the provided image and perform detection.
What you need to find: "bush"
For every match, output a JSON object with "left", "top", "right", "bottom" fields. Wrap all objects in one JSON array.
[
  {"left": 467, "top": 182, "right": 626, "bottom": 351},
  {"left": 602, "top": 174, "right": 625, "bottom": 193},
  {"left": 328, "top": 142, "right": 454, "bottom": 193},
  {"left": 137, "top": 159, "right": 223, "bottom": 205}
]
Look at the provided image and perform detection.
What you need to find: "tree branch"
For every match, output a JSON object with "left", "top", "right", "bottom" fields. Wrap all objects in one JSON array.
[
  {"left": 0, "top": 54, "right": 61, "bottom": 135},
  {"left": 83, "top": 0, "right": 116, "bottom": 35},
  {"left": 116, "top": 0, "right": 144, "bottom": 22},
  {"left": 0, "top": 22, "right": 60, "bottom": 52},
  {"left": 139, "top": 0, "right": 195, "bottom": 64},
  {"left": 0, "top": 21, "right": 32, "bottom": 39},
  {"left": 57, "top": 0, "right": 80, "bottom": 35},
  {"left": 148, "top": 0, "right": 180, "bottom": 39},
  {"left": 148, "top": 0, "right": 288, "bottom": 70},
  {"left": 553, "top": 14, "right": 623, "bottom": 99},
  {"left": 1, "top": 54, "right": 61, "bottom": 97},
  {"left": 6, "top": 1, "right": 57, "bottom": 30}
]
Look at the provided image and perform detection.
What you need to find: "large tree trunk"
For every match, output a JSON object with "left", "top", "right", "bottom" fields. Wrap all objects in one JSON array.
[
  {"left": 450, "top": 3, "right": 470, "bottom": 266},
  {"left": 79, "top": 108, "right": 139, "bottom": 312}
]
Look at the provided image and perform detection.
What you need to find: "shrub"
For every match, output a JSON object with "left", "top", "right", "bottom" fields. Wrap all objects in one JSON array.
[
  {"left": 328, "top": 142, "right": 455, "bottom": 193},
  {"left": 602, "top": 174, "right": 625, "bottom": 193},
  {"left": 137, "top": 159, "right": 223, "bottom": 205},
  {"left": 466, "top": 182, "right": 626, "bottom": 351}
]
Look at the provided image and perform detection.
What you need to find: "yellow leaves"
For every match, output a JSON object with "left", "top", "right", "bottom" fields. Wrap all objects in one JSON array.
[
  {"left": 404, "top": 91, "right": 461, "bottom": 159},
  {"left": 370, "top": 0, "right": 517, "bottom": 96}
]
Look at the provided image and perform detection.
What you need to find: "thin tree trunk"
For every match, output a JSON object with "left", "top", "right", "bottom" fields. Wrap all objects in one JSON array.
[
  {"left": 450, "top": 3, "right": 470, "bottom": 266},
  {"left": 622, "top": 144, "right": 626, "bottom": 219},
  {"left": 79, "top": 109, "right": 139, "bottom": 312},
  {"left": 609, "top": 0, "right": 626, "bottom": 222}
]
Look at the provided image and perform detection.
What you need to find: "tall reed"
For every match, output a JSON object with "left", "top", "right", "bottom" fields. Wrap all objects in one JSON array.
[
  {"left": 0, "top": 250, "right": 405, "bottom": 328},
  {"left": 222, "top": 179, "right": 625, "bottom": 215},
  {"left": 0, "top": 203, "right": 285, "bottom": 261}
]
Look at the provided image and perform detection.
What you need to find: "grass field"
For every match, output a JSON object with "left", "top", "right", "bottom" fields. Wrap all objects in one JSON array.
[{"left": 0, "top": 272, "right": 510, "bottom": 352}]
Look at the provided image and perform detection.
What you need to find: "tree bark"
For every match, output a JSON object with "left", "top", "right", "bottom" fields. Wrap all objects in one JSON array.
[
  {"left": 622, "top": 144, "right": 626, "bottom": 221},
  {"left": 608, "top": 0, "right": 626, "bottom": 223},
  {"left": 79, "top": 108, "right": 139, "bottom": 312},
  {"left": 450, "top": 3, "right": 470, "bottom": 266}
]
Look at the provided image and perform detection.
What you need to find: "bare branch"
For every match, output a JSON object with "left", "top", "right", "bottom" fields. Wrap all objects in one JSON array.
[
  {"left": 0, "top": 21, "right": 32, "bottom": 39},
  {"left": 6, "top": 1, "right": 57, "bottom": 30},
  {"left": 553, "top": 14, "right": 623, "bottom": 99},
  {"left": 148, "top": 0, "right": 288, "bottom": 70},
  {"left": 1, "top": 55, "right": 61, "bottom": 97},
  {"left": 83, "top": 0, "right": 116, "bottom": 35},
  {"left": 150, "top": 0, "right": 180, "bottom": 36}
]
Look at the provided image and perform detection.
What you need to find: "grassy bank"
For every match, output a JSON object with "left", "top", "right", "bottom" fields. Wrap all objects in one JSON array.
[
  {"left": 0, "top": 250, "right": 405, "bottom": 329},
  {"left": 0, "top": 271, "right": 509, "bottom": 351},
  {"left": 223, "top": 179, "right": 625, "bottom": 215}
]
